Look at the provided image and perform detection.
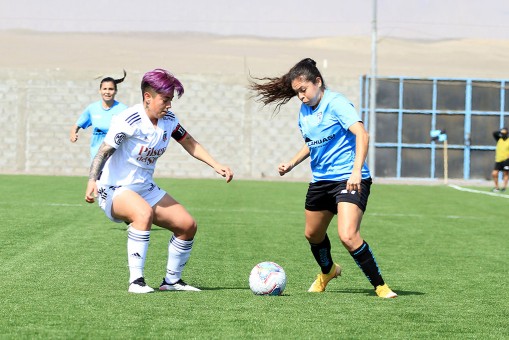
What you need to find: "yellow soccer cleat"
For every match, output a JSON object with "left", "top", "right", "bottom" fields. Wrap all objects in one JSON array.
[
  {"left": 308, "top": 263, "right": 342, "bottom": 292},
  {"left": 375, "top": 284, "right": 398, "bottom": 298}
]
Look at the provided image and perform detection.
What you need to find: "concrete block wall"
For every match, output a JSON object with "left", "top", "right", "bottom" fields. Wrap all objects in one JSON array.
[{"left": 0, "top": 69, "right": 360, "bottom": 181}]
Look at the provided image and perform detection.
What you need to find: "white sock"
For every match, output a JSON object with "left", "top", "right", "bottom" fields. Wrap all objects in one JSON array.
[
  {"left": 165, "top": 235, "right": 194, "bottom": 284},
  {"left": 127, "top": 226, "right": 150, "bottom": 283}
]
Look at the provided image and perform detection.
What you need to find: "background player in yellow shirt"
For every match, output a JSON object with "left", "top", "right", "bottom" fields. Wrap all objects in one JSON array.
[{"left": 492, "top": 127, "right": 509, "bottom": 192}]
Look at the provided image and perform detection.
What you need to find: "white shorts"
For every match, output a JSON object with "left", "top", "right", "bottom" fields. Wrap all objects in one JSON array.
[{"left": 97, "top": 182, "right": 167, "bottom": 223}]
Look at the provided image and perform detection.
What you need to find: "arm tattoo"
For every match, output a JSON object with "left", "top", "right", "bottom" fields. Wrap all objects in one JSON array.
[{"left": 88, "top": 143, "right": 116, "bottom": 180}]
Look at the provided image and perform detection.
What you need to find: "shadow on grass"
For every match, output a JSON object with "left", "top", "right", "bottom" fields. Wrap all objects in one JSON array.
[
  {"left": 151, "top": 286, "right": 422, "bottom": 297},
  {"left": 332, "top": 288, "right": 424, "bottom": 297},
  {"left": 153, "top": 287, "right": 294, "bottom": 297},
  {"left": 150, "top": 287, "right": 251, "bottom": 294},
  {"left": 193, "top": 286, "right": 249, "bottom": 291},
  {"left": 110, "top": 226, "right": 166, "bottom": 231}
]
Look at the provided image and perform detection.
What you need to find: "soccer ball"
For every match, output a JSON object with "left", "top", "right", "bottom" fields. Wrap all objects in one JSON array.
[{"left": 249, "top": 261, "right": 286, "bottom": 296}]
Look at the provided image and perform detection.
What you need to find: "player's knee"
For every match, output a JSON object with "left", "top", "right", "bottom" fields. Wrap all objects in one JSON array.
[
  {"left": 339, "top": 237, "right": 352, "bottom": 249},
  {"left": 338, "top": 231, "right": 360, "bottom": 249},
  {"left": 181, "top": 219, "right": 197, "bottom": 239},
  {"left": 131, "top": 207, "right": 154, "bottom": 227},
  {"left": 179, "top": 216, "right": 197, "bottom": 234},
  {"left": 188, "top": 219, "right": 198, "bottom": 235},
  {"left": 304, "top": 229, "right": 323, "bottom": 244}
]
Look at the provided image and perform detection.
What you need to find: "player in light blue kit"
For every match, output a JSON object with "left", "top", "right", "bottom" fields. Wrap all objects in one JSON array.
[
  {"left": 69, "top": 71, "right": 128, "bottom": 160},
  {"left": 250, "top": 58, "right": 397, "bottom": 298}
]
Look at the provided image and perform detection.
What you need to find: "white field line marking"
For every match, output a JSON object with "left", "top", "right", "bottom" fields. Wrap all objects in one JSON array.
[
  {"left": 0, "top": 202, "right": 301, "bottom": 215},
  {"left": 0, "top": 202, "right": 85, "bottom": 207},
  {"left": 448, "top": 184, "right": 509, "bottom": 198},
  {"left": 2, "top": 227, "right": 70, "bottom": 273},
  {"left": 47, "top": 203, "right": 84, "bottom": 206},
  {"left": 369, "top": 212, "right": 481, "bottom": 220},
  {"left": 370, "top": 213, "right": 423, "bottom": 217}
]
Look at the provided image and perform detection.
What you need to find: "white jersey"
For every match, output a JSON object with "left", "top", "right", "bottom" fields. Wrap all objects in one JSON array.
[{"left": 98, "top": 103, "right": 180, "bottom": 186}]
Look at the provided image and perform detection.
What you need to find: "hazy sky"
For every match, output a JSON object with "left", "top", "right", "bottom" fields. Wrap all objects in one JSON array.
[{"left": 1, "top": 0, "right": 508, "bottom": 40}]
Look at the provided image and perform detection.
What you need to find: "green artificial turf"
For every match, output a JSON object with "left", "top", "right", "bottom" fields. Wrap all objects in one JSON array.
[{"left": 0, "top": 175, "right": 507, "bottom": 339}]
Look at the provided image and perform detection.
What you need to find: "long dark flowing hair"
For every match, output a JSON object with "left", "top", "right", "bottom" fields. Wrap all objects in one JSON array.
[{"left": 249, "top": 58, "right": 325, "bottom": 114}]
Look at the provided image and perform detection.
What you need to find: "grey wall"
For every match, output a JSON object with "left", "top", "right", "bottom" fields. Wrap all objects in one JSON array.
[{"left": 0, "top": 70, "right": 360, "bottom": 181}]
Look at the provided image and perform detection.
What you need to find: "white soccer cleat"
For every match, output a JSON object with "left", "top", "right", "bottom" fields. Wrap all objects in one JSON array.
[
  {"left": 128, "top": 277, "right": 155, "bottom": 294},
  {"left": 159, "top": 278, "right": 201, "bottom": 291}
]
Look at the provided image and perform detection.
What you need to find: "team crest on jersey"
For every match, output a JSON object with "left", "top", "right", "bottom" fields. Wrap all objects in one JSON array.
[
  {"left": 162, "top": 131, "right": 167, "bottom": 142},
  {"left": 114, "top": 132, "right": 126, "bottom": 145},
  {"left": 316, "top": 111, "right": 323, "bottom": 123}
]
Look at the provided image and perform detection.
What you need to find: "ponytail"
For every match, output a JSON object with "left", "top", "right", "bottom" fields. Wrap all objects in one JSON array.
[{"left": 100, "top": 69, "right": 127, "bottom": 91}]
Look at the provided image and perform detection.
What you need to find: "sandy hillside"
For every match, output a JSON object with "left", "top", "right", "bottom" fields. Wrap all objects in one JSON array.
[{"left": 2, "top": 30, "right": 509, "bottom": 81}]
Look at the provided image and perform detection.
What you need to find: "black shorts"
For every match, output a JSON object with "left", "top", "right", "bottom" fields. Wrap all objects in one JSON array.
[
  {"left": 305, "top": 178, "right": 372, "bottom": 214},
  {"left": 494, "top": 160, "right": 509, "bottom": 171}
]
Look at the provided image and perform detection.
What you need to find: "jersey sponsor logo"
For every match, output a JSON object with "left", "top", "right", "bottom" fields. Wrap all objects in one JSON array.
[
  {"left": 306, "top": 133, "right": 336, "bottom": 148},
  {"left": 126, "top": 112, "right": 141, "bottom": 125},
  {"left": 138, "top": 146, "right": 166, "bottom": 157},
  {"left": 114, "top": 132, "right": 126, "bottom": 145},
  {"left": 137, "top": 145, "right": 167, "bottom": 165}
]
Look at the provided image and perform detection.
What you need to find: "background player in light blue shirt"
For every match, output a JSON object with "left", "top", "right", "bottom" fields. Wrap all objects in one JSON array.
[
  {"left": 69, "top": 71, "right": 128, "bottom": 160},
  {"left": 250, "top": 58, "right": 397, "bottom": 298}
]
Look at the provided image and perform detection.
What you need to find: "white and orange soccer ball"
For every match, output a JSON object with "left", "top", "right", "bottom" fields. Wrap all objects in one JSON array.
[{"left": 249, "top": 261, "right": 286, "bottom": 296}]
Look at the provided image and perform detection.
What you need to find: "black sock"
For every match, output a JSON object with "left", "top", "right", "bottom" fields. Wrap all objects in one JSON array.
[
  {"left": 349, "top": 241, "right": 384, "bottom": 288},
  {"left": 310, "top": 234, "right": 334, "bottom": 274}
]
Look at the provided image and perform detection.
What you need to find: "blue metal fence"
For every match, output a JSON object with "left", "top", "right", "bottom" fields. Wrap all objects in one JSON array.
[{"left": 360, "top": 76, "right": 509, "bottom": 179}]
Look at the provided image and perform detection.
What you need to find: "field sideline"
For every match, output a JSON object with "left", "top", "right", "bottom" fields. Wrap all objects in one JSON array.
[{"left": 1, "top": 175, "right": 508, "bottom": 339}]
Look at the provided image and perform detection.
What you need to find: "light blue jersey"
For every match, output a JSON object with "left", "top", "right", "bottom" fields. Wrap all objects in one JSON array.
[
  {"left": 76, "top": 100, "right": 128, "bottom": 159},
  {"left": 298, "top": 89, "right": 371, "bottom": 183}
]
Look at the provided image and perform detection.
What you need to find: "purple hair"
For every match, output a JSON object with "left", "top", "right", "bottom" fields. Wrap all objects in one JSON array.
[{"left": 141, "top": 68, "right": 184, "bottom": 98}]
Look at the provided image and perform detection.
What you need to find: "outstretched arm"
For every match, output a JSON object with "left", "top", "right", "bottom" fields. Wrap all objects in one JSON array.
[
  {"left": 278, "top": 144, "right": 310, "bottom": 176},
  {"left": 85, "top": 142, "right": 116, "bottom": 203},
  {"left": 178, "top": 133, "right": 234, "bottom": 183},
  {"left": 70, "top": 124, "right": 81, "bottom": 142}
]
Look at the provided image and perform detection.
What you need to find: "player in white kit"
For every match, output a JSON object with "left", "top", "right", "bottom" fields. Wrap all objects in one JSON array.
[{"left": 85, "top": 68, "right": 234, "bottom": 293}]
